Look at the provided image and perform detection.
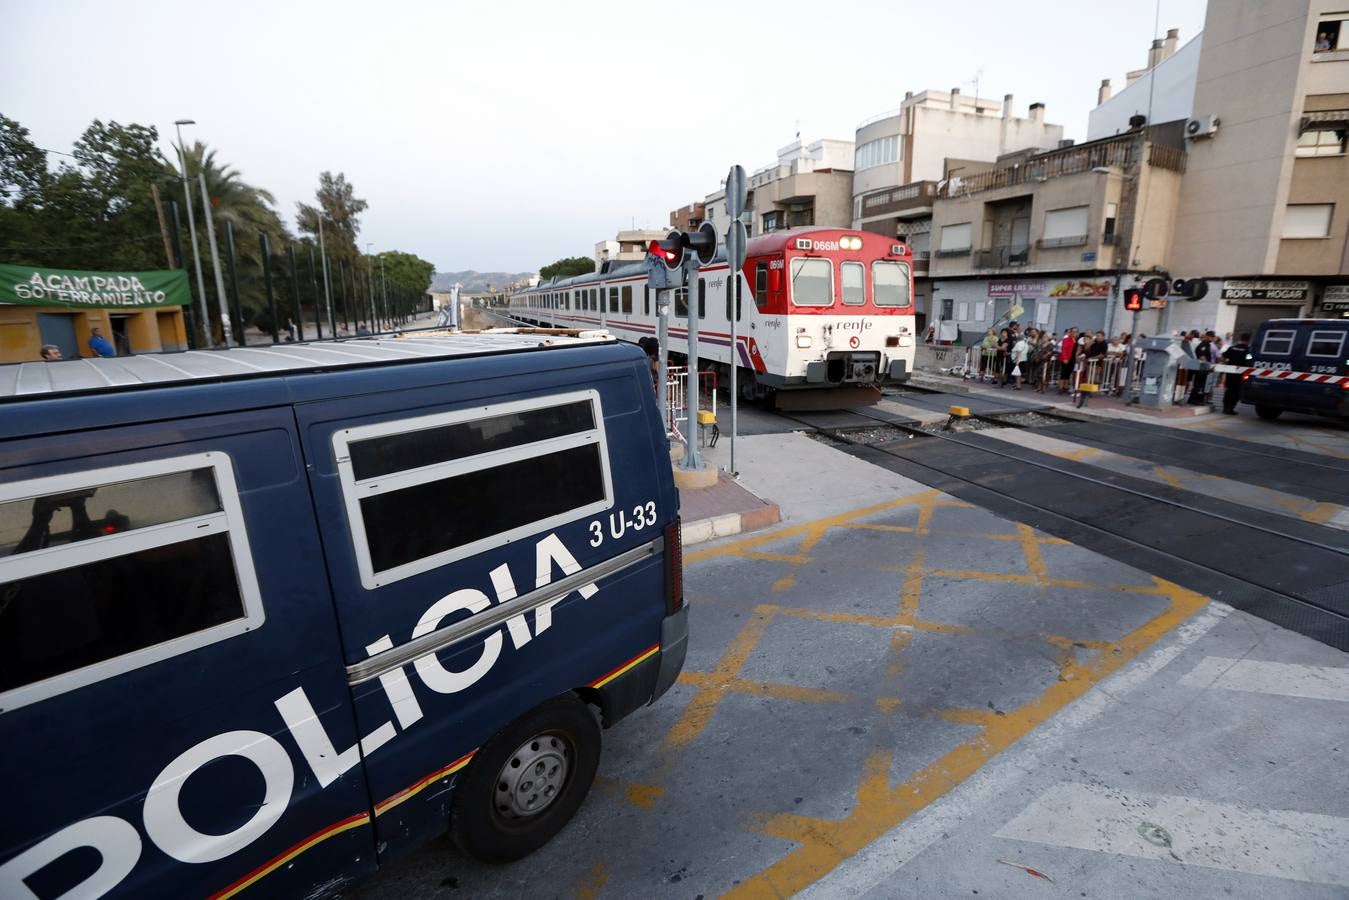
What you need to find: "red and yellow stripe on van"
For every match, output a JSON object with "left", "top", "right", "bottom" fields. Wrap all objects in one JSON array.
[
  {"left": 589, "top": 644, "right": 659, "bottom": 689},
  {"left": 208, "top": 811, "right": 371, "bottom": 900},
  {"left": 374, "top": 751, "right": 476, "bottom": 817}
]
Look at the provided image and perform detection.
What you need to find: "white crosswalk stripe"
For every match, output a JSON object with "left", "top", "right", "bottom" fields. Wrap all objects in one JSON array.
[
  {"left": 996, "top": 782, "right": 1349, "bottom": 887},
  {"left": 1179, "top": 657, "right": 1349, "bottom": 703}
]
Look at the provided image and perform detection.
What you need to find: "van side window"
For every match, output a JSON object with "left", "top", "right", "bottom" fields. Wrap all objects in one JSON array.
[
  {"left": 334, "top": 391, "right": 613, "bottom": 589},
  {"left": 1307, "top": 330, "right": 1345, "bottom": 358},
  {"left": 0, "top": 453, "right": 262, "bottom": 710},
  {"left": 1260, "top": 329, "right": 1297, "bottom": 355}
]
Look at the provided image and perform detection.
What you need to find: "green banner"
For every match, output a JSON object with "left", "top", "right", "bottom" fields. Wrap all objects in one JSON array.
[{"left": 0, "top": 263, "right": 191, "bottom": 308}]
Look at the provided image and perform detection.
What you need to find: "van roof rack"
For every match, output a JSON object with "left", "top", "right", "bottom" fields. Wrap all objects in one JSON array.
[{"left": 0, "top": 329, "right": 615, "bottom": 401}]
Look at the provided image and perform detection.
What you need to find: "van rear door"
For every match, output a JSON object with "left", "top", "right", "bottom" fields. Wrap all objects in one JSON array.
[
  {"left": 290, "top": 348, "right": 677, "bottom": 862},
  {"left": 0, "top": 405, "right": 377, "bottom": 899}
]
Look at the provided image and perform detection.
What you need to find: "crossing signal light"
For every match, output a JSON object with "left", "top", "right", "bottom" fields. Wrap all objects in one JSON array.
[
  {"left": 1124, "top": 288, "right": 1143, "bottom": 311},
  {"left": 650, "top": 221, "right": 720, "bottom": 270},
  {"left": 653, "top": 230, "right": 685, "bottom": 270},
  {"left": 648, "top": 237, "right": 680, "bottom": 268}
]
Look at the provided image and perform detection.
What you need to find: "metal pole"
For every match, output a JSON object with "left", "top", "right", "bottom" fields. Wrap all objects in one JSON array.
[
  {"left": 198, "top": 172, "right": 232, "bottom": 346},
  {"left": 318, "top": 217, "right": 335, "bottom": 335},
  {"left": 261, "top": 233, "right": 278, "bottom": 343},
  {"left": 224, "top": 220, "right": 245, "bottom": 346},
  {"left": 657, "top": 290, "right": 669, "bottom": 436},
  {"left": 366, "top": 243, "right": 376, "bottom": 330},
  {"left": 380, "top": 257, "right": 388, "bottom": 331},
  {"left": 288, "top": 244, "right": 304, "bottom": 341},
  {"left": 308, "top": 245, "right": 323, "bottom": 339},
  {"left": 168, "top": 200, "right": 197, "bottom": 349},
  {"left": 730, "top": 274, "right": 738, "bottom": 476},
  {"left": 682, "top": 263, "right": 701, "bottom": 470},
  {"left": 174, "top": 126, "right": 211, "bottom": 344}
]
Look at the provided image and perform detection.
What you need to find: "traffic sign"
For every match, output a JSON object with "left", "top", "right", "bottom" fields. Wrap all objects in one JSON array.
[
  {"left": 726, "top": 164, "right": 747, "bottom": 221},
  {"left": 726, "top": 219, "right": 748, "bottom": 271}
]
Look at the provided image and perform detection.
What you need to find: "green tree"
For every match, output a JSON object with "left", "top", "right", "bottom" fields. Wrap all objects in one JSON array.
[
  {"left": 374, "top": 250, "right": 434, "bottom": 291},
  {"left": 295, "top": 172, "right": 366, "bottom": 262},
  {"left": 538, "top": 256, "right": 595, "bottom": 281}
]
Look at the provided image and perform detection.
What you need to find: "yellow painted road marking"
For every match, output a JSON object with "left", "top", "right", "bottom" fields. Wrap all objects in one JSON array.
[{"left": 573, "top": 862, "right": 610, "bottom": 900}]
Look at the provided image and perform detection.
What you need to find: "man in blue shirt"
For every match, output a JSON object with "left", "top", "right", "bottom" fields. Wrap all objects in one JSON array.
[{"left": 87, "top": 327, "right": 116, "bottom": 357}]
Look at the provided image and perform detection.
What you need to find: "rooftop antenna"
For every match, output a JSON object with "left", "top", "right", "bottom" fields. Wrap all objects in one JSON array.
[
  {"left": 795, "top": 118, "right": 801, "bottom": 141},
  {"left": 963, "top": 67, "right": 985, "bottom": 109}
]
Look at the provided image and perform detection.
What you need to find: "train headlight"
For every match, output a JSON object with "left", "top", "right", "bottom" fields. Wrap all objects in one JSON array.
[
  {"left": 898, "top": 335, "right": 914, "bottom": 347},
  {"left": 840, "top": 235, "right": 863, "bottom": 251},
  {"left": 796, "top": 335, "right": 813, "bottom": 348}
]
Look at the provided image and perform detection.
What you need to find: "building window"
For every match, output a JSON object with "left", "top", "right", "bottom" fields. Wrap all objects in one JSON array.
[
  {"left": 789, "top": 258, "right": 834, "bottom": 307},
  {"left": 841, "top": 262, "right": 866, "bottom": 305},
  {"left": 762, "top": 211, "right": 781, "bottom": 232},
  {"left": 1296, "top": 129, "right": 1346, "bottom": 157},
  {"left": 956, "top": 301, "right": 970, "bottom": 321},
  {"left": 940, "top": 222, "right": 972, "bottom": 252},
  {"left": 1103, "top": 202, "right": 1118, "bottom": 243},
  {"left": 1282, "top": 203, "right": 1334, "bottom": 238},
  {"left": 333, "top": 392, "right": 611, "bottom": 589},
  {"left": 855, "top": 135, "right": 899, "bottom": 171},
  {"left": 1260, "top": 329, "right": 1296, "bottom": 355},
  {"left": 872, "top": 262, "right": 911, "bottom": 308},
  {"left": 1314, "top": 18, "right": 1344, "bottom": 52},
  {"left": 0, "top": 453, "right": 263, "bottom": 710},
  {"left": 1042, "top": 206, "right": 1090, "bottom": 245},
  {"left": 941, "top": 298, "right": 953, "bottom": 320}
]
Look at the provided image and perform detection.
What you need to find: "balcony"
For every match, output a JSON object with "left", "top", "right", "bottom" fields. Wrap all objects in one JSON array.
[
  {"left": 974, "top": 246, "right": 1030, "bottom": 268},
  {"left": 937, "top": 134, "right": 1185, "bottom": 199},
  {"left": 861, "top": 181, "right": 938, "bottom": 218}
]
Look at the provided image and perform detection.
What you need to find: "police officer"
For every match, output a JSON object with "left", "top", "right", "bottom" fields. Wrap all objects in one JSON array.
[{"left": 1220, "top": 331, "right": 1252, "bottom": 414}]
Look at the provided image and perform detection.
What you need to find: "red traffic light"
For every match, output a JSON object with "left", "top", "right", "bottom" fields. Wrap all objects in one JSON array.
[
  {"left": 648, "top": 240, "right": 678, "bottom": 265},
  {"left": 1123, "top": 288, "right": 1143, "bottom": 311}
]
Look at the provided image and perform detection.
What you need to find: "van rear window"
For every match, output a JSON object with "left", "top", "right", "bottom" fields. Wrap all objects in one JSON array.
[
  {"left": 335, "top": 391, "right": 613, "bottom": 589},
  {"left": 1307, "top": 330, "right": 1345, "bottom": 358},
  {"left": 0, "top": 453, "right": 261, "bottom": 709},
  {"left": 1260, "top": 329, "right": 1296, "bottom": 355}
]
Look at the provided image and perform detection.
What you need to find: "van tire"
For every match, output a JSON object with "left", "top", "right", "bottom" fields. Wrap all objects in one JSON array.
[
  {"left": 1255, "top": 405, "right": 1283, "bottom": 421},
  {"left": 450, "top": 695, "right": 601, "bottom": 863}
]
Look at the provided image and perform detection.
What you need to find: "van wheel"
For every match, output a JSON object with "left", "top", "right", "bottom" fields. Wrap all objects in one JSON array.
[
  {"left": 1255, "top": 405, "right": 1283, "bottom": 421},
  {"left": 450, "top": 695, "right": 600, "bottom": 863}
]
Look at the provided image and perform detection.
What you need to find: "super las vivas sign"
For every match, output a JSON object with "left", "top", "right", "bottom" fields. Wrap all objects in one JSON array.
[{"left": 0, "top": 263, "right": 191, "bottom": 308}]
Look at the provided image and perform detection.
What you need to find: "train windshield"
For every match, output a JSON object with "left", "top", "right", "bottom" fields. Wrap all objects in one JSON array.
[
  {"left": 790, "top": 258, "right": 834, "bottom": 306},
  {"left": 872, "top": 261, "right": 911, "bottom": 307}
]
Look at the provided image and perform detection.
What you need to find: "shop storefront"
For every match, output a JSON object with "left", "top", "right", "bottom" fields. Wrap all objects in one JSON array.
[
  {"left": 1320, "top": 285, "right": 1349, "bottom": 318},
  {"left": 931, "top": 276, "right": 1118, "bottom": 344},
  {"left": 1219, "top": 280, "right": 1310, "bottom": 336},
  {"left": 0, "top": 264, "right": 190, "bottom": 362}
]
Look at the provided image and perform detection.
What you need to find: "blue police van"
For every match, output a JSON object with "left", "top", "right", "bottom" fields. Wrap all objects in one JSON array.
[
  {"left": 0, "top": 330, "right": 686, "bottom": 898},
  {"left": 1244, "top": 318, "right": 1349, "bottom": 420}
]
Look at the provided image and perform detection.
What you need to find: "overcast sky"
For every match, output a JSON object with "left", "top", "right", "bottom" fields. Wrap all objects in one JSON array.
[{"left": 4, "top": 0, "right": 1208, "bottom": 273}]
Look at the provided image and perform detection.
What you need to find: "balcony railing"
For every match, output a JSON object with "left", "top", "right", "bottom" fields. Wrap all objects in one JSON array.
[
  {"left": 1036, "top": 235, "right": 1088, "bottom": 249},
  {"left": 935, "top": 247, "right": 970, "bottom": 257},
  {"left": 973, "top": 246, "right": 1030, "bottom": 268},
  {"left": 937, "top": 135, "right": 1185, "bottom": 199},
  {"left": 861, "top": 181, "right": 938, "bottom": 215}
]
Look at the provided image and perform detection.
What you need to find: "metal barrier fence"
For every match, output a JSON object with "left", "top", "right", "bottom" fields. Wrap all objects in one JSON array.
[{"left": 665, "top": 367, "right": 718, "bottom": 446}]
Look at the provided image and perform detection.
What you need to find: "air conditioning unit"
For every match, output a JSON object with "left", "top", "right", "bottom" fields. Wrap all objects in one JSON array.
[{"left": 1185, "top": 115, "right": 1221, "bottom": 139}]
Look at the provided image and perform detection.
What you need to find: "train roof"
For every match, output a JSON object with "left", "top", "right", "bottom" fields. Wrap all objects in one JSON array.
[{"left": 0, "top": 329, "right": 615, "bottom": 401}]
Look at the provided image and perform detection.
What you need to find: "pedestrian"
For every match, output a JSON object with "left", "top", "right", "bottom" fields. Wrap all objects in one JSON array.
[
  {"left": 1188, "top": 330, "right": 1215, "bottom": 405},
  {"left": 356, "top": 322, "right": 371, "bottom": 336},
  {"left": 996, "top": 327, "right": 1012, "bottom": 386},
  {"left": 1220, "top": 331, "right": 1252, "bottom": 414},
  {"left": 39, "top": 344, "right": 62, "bottom": 361},
  {"left": 1058, "top": 327, "right": 1078, "bottom": 394},
  {"left": 1011, "top": 329, "right": 1028, "bottom": 390},
  {"left": 87, "top": 327, "right": 116, "bottom": 358}
]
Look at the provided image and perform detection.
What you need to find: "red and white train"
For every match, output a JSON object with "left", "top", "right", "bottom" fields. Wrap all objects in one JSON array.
[{"left": 507, "top": 227, "right": 916, "bottom": 405}]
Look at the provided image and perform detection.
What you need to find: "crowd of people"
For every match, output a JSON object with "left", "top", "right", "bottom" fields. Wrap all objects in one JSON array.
[{"left": 965, "top": 322, "right": 1242, "bottom": 406}]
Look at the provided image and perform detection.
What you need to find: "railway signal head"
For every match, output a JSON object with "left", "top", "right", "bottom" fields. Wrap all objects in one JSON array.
[
  {"left": 1142, "top": 277, "right": 1170, "bottom": 300},
  {"left": 688, "top": 221, "right": 719, "bottom": 266},
  {"left": 652, "top": 231, "right": 683, "bottom": 270}
]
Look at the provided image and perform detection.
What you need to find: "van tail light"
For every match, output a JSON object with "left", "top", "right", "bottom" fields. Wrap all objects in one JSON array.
[{"left": 664, "top": 518, "right": 684, "bottom": 615}]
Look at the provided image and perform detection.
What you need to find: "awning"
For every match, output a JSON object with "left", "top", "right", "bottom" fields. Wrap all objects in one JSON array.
[{"left": 1300, "top": 109, "right": 1349, "bottom": 131}]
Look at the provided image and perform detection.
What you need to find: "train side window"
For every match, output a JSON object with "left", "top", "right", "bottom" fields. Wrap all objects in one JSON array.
[
  {"left": 697, "top": 278, "right": 706, "bottom": 318},
  {"left": 675, "top": 287, "right": 689, "bottom": 318},
  {"left": 621, "top": 285, "right": 633, "bottom": 314},
  {"left": 606, "top": 287, "right": 616, "bottom": 313},
  {"left": 644, "top": 285, "right": 650, "bottom": 316},
  {"left": 1307, "top": 329, "right": 1345, "bottom": 358},
  {"left": 0, "top": 453, "right": 262, "bottom": 711},
  {"left": 755, "top": 262, "right": 768, "bottom": 308},
  {"left": 334, "top": 392, "right": 612, "bottom": 589},
  {"left": 590, "top": 288, "right": 597, "bottom": 311},
  {"left": 789, "top": 258, "right": 834, "bottom": 307},
  {"left": 725, "top": 278, "right": 742, "bottom": 321},
  {"left": 841, "top": 262, "right": 866, "bottom": 305},
  {"left": 872, "top": 261, "right": 912, "bottom": 307},
  {"left": 1260, "top": 329, "right": 1296, "bottom": 355}
]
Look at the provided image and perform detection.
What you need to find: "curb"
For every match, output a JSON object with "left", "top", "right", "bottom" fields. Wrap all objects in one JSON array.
[{"left": 681, "top": 501, "right": 781, "bottom": 548}]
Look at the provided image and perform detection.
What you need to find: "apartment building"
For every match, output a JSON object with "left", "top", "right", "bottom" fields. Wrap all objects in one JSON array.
[
  {"left": 927, "top": 126, "right": 1186, "bottom": 344},
  {"left": 701, "top": 138, "right": 855, "bottom": 238},
  {"left": 669, "top": 202, "right": 705, "bottom": 232}
]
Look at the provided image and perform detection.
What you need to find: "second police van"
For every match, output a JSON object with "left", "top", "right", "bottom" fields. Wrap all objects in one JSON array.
[
  {"left": 0, "top": 329, "right": 686, "bottom": 898},
  {"left": 1243, "top": 317, "right": 1349, "bottom": 420}
]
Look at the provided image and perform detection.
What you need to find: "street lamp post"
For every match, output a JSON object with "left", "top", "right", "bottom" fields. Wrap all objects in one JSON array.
[
  {"left": 173, "top": 119, "right": 211, "bottom": 346},
  {"left": 317, "top": 215, "right": 335, "bottom": 336},
  {"left": 380, "top": 256, "right": 389, "bottom": 332},
  {"left": 366, "top": 243, "right": 376, "bottom": 330}
]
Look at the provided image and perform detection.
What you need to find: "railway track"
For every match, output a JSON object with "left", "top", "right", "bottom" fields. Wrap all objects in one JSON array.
[{"left": 783, "top": 404, "right": 1349, "bottom": 651}]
